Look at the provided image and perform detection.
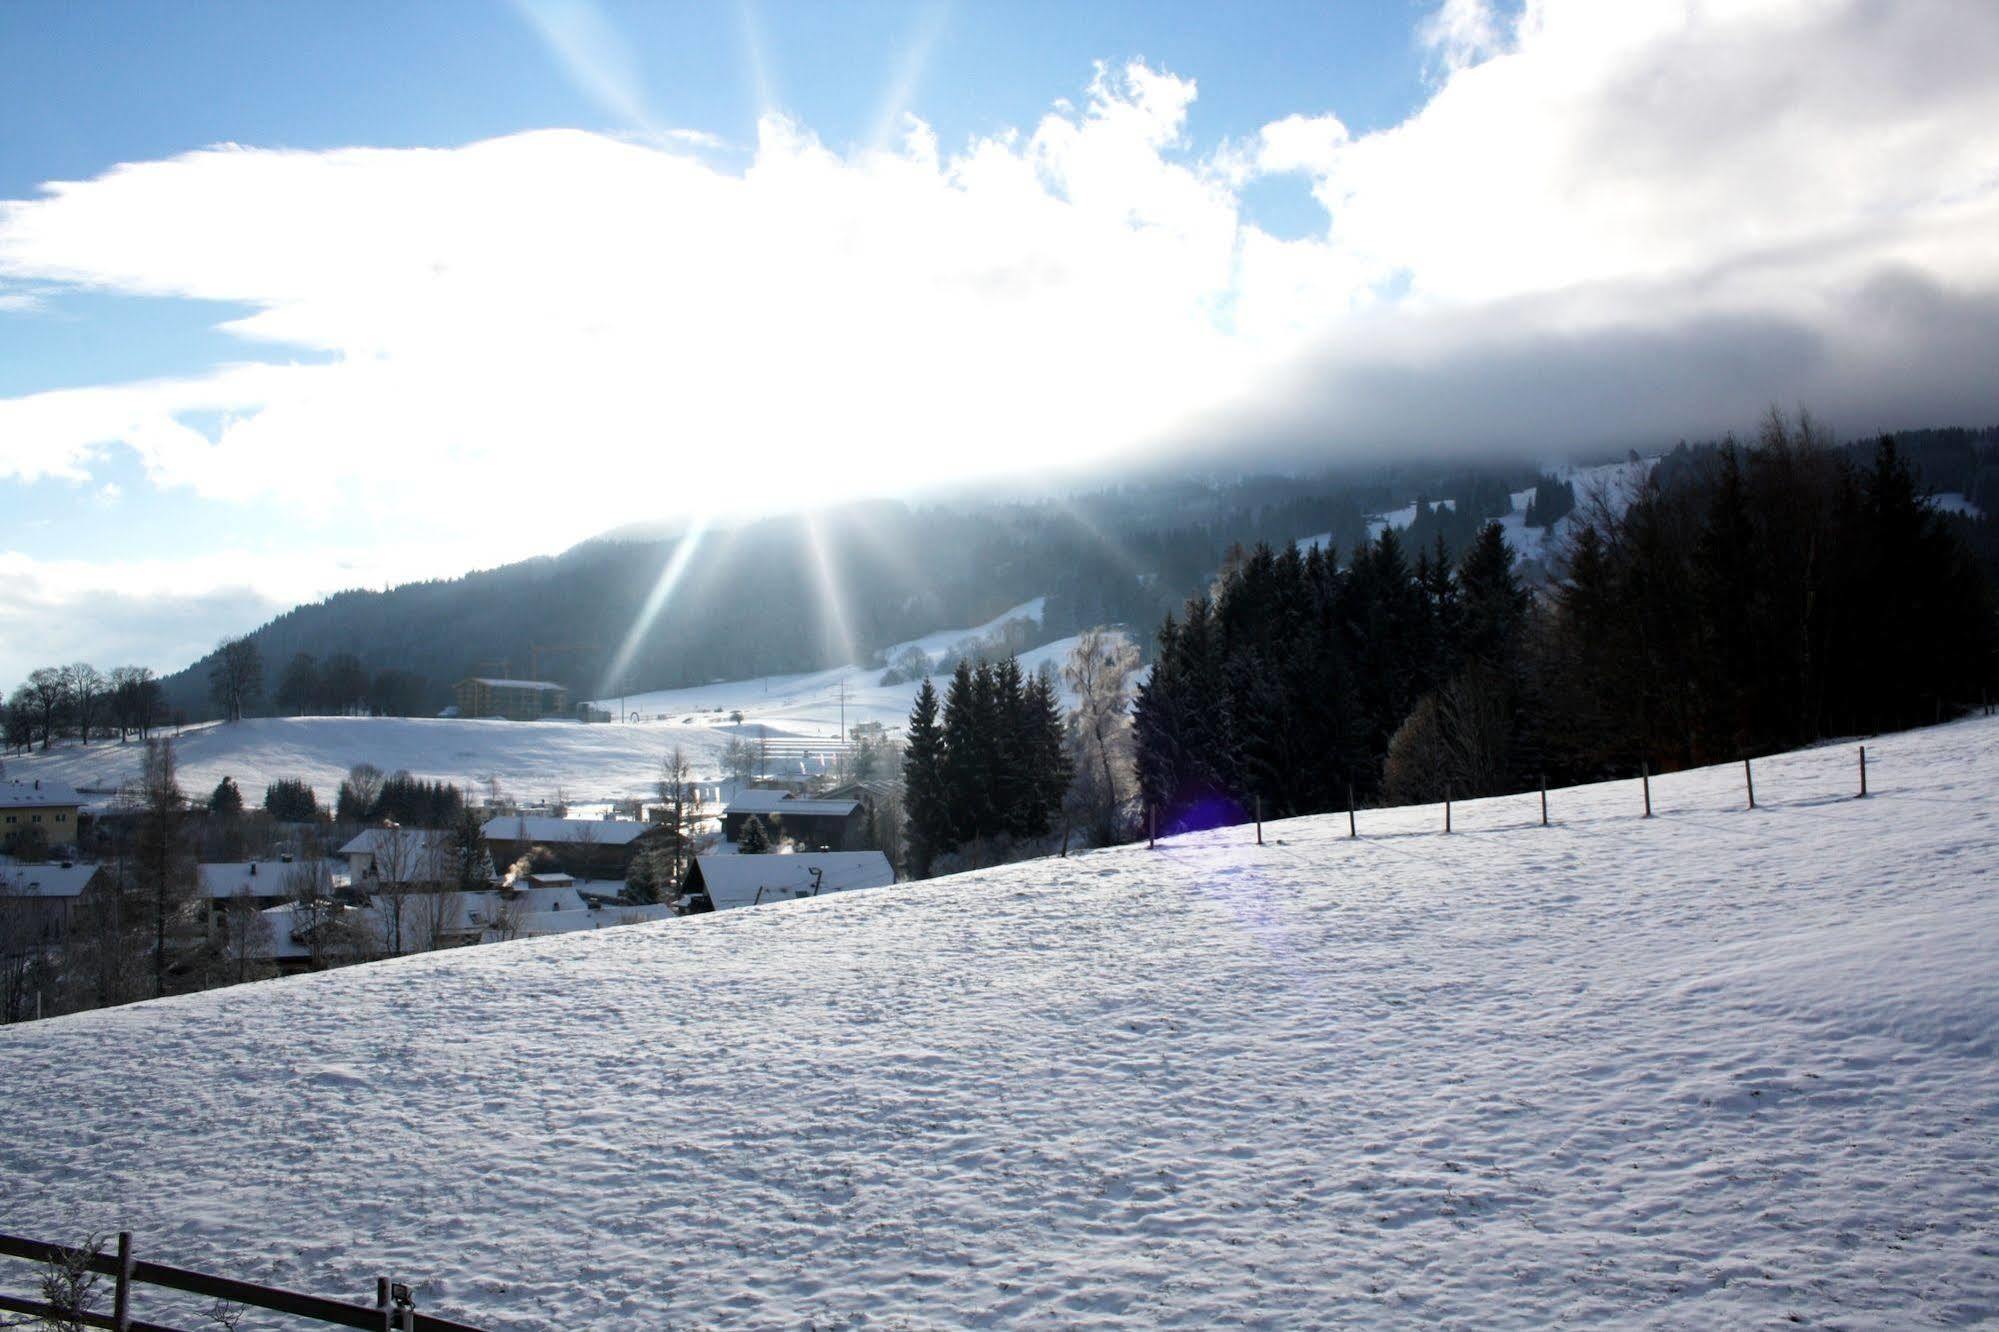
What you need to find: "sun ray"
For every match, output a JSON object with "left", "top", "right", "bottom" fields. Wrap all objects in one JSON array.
[
  {"left": 867, "top": 3, "right": 950, "bottom": 152},
  {"left": 600, "top": 520, "right": 708, "bottom": 700},
  {"left": 802, "top": 512, "right": 859, "bottom": 675}
]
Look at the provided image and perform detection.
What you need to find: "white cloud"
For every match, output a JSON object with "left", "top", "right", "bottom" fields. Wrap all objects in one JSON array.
[
  {"left": 1420, "top": 0, "right": 1508, "bottom": 75},
  {"left": 1, "top": 2, "right": 1997, "bottom": 673}
]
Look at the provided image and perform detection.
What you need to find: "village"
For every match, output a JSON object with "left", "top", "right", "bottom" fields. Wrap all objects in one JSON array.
[{"left": 0, "top": 719, "right": 897, "bottom": 1015}]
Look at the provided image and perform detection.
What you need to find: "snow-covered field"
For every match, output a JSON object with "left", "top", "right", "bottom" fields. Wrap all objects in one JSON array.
[
  {"left": 3, "top": 717, "right": 1994, "bottom": 1328},
  {"left": 0, "top": 601, "right": 1078, "bottom": 806}
]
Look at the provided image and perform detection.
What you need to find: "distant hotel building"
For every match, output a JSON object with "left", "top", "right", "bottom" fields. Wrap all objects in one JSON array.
[{"left": 453, "top": 677, "right": 571, "bottom": 721}]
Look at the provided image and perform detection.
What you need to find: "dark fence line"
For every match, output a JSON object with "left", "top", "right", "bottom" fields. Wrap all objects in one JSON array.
[
  {"left": 1147, "top": 741, "right": 1888, "bottom": 846},
  {"left": 0, "top": 1230, "right": 487, "bottom": 1332}
]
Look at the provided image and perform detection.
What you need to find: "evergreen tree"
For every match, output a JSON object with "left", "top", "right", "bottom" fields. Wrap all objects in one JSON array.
[
  {"left": 1024, "top": 665, "right": 1069, "bottom": 836},
  {"left": 899, "top": 677, "right": 949, "bottom": 877},
  {"left": 263, "top": 778, "right": 319, "bottom": 823},
  {"left": 738, "top": 814, "right": 773, "bottom": 855},
  {"left": 208, "top": 775, "right": 244, "bottom": 818},
  {"left": 939, "top": 660, "right": 989, "bottom": 846}
]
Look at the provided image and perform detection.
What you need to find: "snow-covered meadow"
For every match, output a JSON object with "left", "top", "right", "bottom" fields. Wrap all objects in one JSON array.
[
  {"left": 2, "top": 716, "right": 1994, "bottom": 1327},
  {"left": 0, "top": 601, "right": 1076, "bottom": 806}
]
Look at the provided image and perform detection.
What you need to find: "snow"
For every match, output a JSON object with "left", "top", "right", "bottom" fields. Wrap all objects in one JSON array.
[
  {"left": 688, "top": 850, "right": 895, "bottom": 911},
  {"left": 0, "top": 777, "right": 81, "bottom": 808},
  {"left": 0, "top": 601, "right": 1088, "bottom": 807},
  {"left": 0, "top": 861, "right": 97, "bottom": 898},
  {"left": 1314, "top": 457, "right": 1659, "bottom": 573},
  {"left": 4, "top": 716, "right": 1996, "bottom": 1327},
  {"left": 722, "top": 789, "right": 860, "bottom": 816},
  {"left": 480, "top": 816, "right": 654, "bottom": 846}
]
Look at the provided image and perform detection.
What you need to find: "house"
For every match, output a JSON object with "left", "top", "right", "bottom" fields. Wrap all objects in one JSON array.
[
  {"left": 481, "top": 816, "right": 667, "bottom": 880},
  {"left": 337, "top": 828, "right": 477, "bottom": 890},
  {"left": 197, "top": 858, "right": 332, "bottom": 913},
  {"left": 0, "top": 861, "right": 103, "bottom": 945},
  {"left": 0, "top": 779, "right": 82, "bottom": 850},
  {"left": 677, "top": 850, "right": 894, "bottom": 913},
  {"left": 720, "top": 789, "right": 869, "bottom": 850},
  {"left": 453, "top": 677, "right": 571, "bottom": 721}
]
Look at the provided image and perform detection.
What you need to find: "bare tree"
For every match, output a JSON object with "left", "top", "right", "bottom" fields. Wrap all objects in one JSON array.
[
  {"left": 367, "top": 825, "right": 427, "bottom": 956},
  {"left": 337, "top": 762, "right": 386, "bottom": 823},
  {"left": 135, "top": 739, "right": 199, "bottom": 998},
  {"left": 484, "top": 888, "right": 528, "bottom": 942},
  {"left": 0, "top": 892, "right": 59, "bottom": 1023},
  {"left": 62, "top": 663, "right": 104, "bottom": 744},
  {"left": 108, "top": 665, "right": 153, "bottom": 741},
  {"left": 719, "top": 735, "right": 759, "bottom": 786},
  {"left": 220, "top": 888, "right": 274, "bottom": 985},
  {"left": 38, "top": 1233, "right": 106, "bottom": 1332},
  {"left": 23, "top": 667, "right": 72, "bottom": 750},
  {"left": 1063, "top": 628, "right": 1140, "bottom": 842},
  {"left": 208, "top": 636, "right": 264, "bottom": 723},
  {"left": 409, "top": 872, "right": 463, "bottom": 956},
  {"left": 656, "top": 746, "right": 704, "bottom": 890}
]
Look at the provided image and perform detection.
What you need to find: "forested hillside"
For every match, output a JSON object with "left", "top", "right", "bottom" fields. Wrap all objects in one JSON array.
[
  {"left": 1134, "top": 419, "right": 1999, "bottom": 835},
  {"left": 154, "top": 425, "right": 1999, "bottom": 723},
  {"left": 156, "top": 460, "right": 1548, "bottom": 718}
]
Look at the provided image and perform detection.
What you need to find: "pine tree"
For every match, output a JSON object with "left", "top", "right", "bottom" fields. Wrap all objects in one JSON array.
[
  {"left": 900, "top": 678, "right": 949, "bottom": 877},
  {"left": 1456, "top": 522, "right": 1527, "bottom": 670},
  {"left": 1025, "top": 665, "right": 1069, "bottom": 836},
  {"left": 940, "top": 659, "right": 989, "bottom": 846},
  {"left": 208, "top": 775, "right": 244, "bottom": 818},
  {"left": 738, "top": 814, "right": 773, "bottom": 855}
]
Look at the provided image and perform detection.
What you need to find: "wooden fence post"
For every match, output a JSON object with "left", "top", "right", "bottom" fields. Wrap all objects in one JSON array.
[
  {"left": 1148, "top": 806, "right": 1156, "bottom": 850},
  {"left": 1255, "top": 795, "right": 1263, "bottom": 846},
  {"left": 1539, "top": 775, "right": 1548, "bottom": 827},
  {"left": 113, "top": 1231, "right": 131, "bottom": 1332},
  {"left": 1348, "top": 783, "right": 1357, "bottom": 839},
  {"left": 1744, "top": 757, "right": 1756, "bottom": 809},
  {"left": 1444, "top": 789, "right": 1452, "bottom": 834},
  {"left": 1641, "top": 760, "right": 1652, "bottom": 818},
  {"left": 1858, "top": 744, "right": 1867, "bottom": 798}
]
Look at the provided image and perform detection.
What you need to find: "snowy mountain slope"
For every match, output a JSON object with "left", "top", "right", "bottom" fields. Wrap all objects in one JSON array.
[
  {"left": 0, "top": 601, "right": 1076, "bottom": 805},
  {"left": 1300, "top": 456, "right": 1657, "bottom": 570},
  {"left": 3, "top": 717, "right": 1995, "bottom": 1328}
]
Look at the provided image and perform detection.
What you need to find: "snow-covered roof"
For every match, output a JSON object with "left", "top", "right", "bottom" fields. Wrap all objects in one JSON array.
[
  {"left": 0, "top": 862, "right": 99, "bottom": 898},
  {"left": 724, "top": 790, "right": 862, "bottom": 817},
  {"left": 0, "top": 779, "right": 82, "bottom": 809},
  {"left": 687, "top": 851, "right": 893, "bottom": 911},
  {"left": 337, "top": 828, "right": 456, "bottom": 860},
  {"left": 197, "top": 860, "right": 331, "bottom": 899},
  {"left": 461, "top": 678, "right": 568, "bottom": 691},
  {"left": 504, "top": 903, "right": 677, "bottom": 936},
  {"left": 481, "top": 816, "right": 657, "bottom": 846}
]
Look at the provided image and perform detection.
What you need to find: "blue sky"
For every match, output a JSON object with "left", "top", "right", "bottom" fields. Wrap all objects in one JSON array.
[
  {"left": 2, "top": 0, "right": 1996, "bottom": 683},
  {"left": 0, "top": 1, "right": 1428, "bottom": 566}
]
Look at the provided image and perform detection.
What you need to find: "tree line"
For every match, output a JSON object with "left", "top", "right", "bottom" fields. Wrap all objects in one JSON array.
[
  {"left": 4, "top": 663, "right": 172, "bottom": 752},
  {"left": 1132, "top": 419, "right": 1998, "bottom": 831},
  {"left": 901, "top": 657, "right": 1070, "bottom": 876}
]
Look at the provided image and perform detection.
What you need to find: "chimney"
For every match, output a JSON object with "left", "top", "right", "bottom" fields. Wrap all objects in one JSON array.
[{"left": 250, "top": 862, "right": 258, "bottom": 876}]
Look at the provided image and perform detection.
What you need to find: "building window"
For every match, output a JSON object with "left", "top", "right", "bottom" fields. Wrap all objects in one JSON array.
[{"left": 55, "top": 813, "right": 66, "bottom": 823}]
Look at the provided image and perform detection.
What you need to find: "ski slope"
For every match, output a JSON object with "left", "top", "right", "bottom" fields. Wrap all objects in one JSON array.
[
  {"left": 3, "top": 717, "right": 1995, "bottom": 1328},
  {"left": 0, "top": 600, "right": 1078, "bottom": 805}
]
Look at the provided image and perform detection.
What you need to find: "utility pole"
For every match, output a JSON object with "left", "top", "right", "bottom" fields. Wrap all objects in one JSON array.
[{"left": 837, "top": 677, "right": 847, "bottom": 742}]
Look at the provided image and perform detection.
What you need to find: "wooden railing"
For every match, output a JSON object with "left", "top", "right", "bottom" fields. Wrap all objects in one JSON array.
[{"left": 0, "top": 1230, "right": 488, "bottom": 1331}]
